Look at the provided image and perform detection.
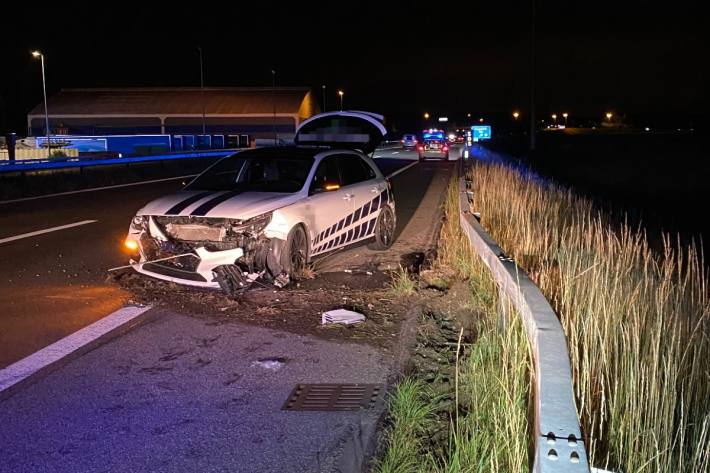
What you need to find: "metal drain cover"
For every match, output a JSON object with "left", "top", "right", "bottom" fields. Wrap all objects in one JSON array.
[{"left": 283, "top": 383, "right": 384, "bottom": 411}]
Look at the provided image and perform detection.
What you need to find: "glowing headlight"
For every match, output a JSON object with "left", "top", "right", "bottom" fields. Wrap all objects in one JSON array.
[{"left": 233, "top": 212, "right": 272, "bottom": 235}]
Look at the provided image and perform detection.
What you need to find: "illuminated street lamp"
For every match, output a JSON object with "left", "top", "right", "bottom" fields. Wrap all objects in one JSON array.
[
  {"left": 424, "top": 112, "right": 430, "bottom": 120},
  {"left": 466, "top": 113, "right": 471, "bottom": 118},
  {"left": 478, "top": 117, "right": 484, "bottom": 123},
  {"left": 551, "top": 113, "right": 557, "bottom": 124},
  {"left": 513, "top": 111, "right": 520, "bottom": 119},
  {"left": 338, "top": 90, "right": 344, "bottom": 111},
  {"left": 606, "top": 112, "right": 613, "bottom": 120},
  {"left": 562, "top": 112, "right": 568, "bottom": 126},
  {"left": 31, "top": 50, "right": 51, "bottom": 158}
]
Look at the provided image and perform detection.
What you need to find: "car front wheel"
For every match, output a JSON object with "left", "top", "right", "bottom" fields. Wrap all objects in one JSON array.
[
  {"left": 281, "top": 225, "right": 308, "bottom": 279},
  {"left": 372, "top": 205, "right": 395, "bottom": 250}
]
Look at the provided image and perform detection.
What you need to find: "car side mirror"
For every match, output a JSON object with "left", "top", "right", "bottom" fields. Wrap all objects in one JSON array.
[{"left": 310, "top": 181, "right": 340, "bottom": 195}]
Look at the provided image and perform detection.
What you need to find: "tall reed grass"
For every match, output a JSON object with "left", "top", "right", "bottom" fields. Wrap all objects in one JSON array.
[
  {"left": 469, "top": 162, "right": 710, "bottom": 472},
  {"left": 377, "top": 177, "right": 531, "bottom": 472}
]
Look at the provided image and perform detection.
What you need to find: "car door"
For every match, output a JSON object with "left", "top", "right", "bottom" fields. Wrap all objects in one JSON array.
[
  {"left": 307, "top": 155, "right": 354, "bottom": 256},
  {"left": 336, "top": 154, "right": 384, "bottom": 243}
]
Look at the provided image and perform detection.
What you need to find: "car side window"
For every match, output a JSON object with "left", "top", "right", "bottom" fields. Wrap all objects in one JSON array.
[
  {"left": 310, "top": 155, "right": 342, "bottom": 194},
  {"left": 337, "top": 155, "right": 375, "bottom": 186}
]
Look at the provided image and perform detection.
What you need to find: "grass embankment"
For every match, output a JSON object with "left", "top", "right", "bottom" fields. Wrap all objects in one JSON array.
[
  {"left": 470, "top": 163, "right": 710, "bottom": 472},
  {"left": 376, "top": 177, "right": 531, "bottom": 472}
]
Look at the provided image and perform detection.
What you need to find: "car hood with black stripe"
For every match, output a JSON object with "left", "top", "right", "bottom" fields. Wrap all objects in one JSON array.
[{"left": 136, "top": 190, "right": 303, "bottom": 220}]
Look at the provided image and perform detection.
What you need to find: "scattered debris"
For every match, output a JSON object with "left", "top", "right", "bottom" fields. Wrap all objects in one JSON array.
[
  {"left": 273, "top": 272, "right": 290, "bottom": 288},
  {"left": 321, "top": 309, "right": 366, "bottom": 325},
  {"left": 252, "top": 357, "right": 288, "bottom": 371}
]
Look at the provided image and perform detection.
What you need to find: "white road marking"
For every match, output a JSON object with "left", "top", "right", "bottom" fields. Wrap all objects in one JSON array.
[
  {"left": 0, "top": 174, "right": 197, "bottom": 205},
  {"left": 386, "top": 160, "right": 419, "bottom": 179},
  {"left": 0, "top": 220, "right": 98, "bottom": 244},
  {"left": 0, "top": 305, "right": 152, "bottom": 395},
  {"left": 392, "top": 151, "right": 399, "bottom": 154}
]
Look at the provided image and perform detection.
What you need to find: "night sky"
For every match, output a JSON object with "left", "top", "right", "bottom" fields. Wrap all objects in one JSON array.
[{"left": 1, "top": 2, "right": 707, "bottom": 133}]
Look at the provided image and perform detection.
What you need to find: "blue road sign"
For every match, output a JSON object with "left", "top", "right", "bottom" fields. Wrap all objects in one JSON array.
[{"left": 472, "top": 125, "right": 492, "bottom": 140}]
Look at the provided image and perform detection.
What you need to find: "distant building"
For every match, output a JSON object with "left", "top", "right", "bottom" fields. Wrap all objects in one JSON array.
[{"left": 27, "top": 87, "right": 319, "bottom": 139}]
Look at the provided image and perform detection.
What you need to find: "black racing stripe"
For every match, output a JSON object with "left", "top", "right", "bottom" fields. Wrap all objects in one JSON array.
[
  {"left": 354, "top": 225, "right": 361, "bottom": 239},
  {"left": 190, "top": 191, "right": 240, "bottom": 216},
  {"left": 346, "top": 229, "right": 354, "bottom": 242},
  {"left": 353, "top": 208, "right": 362, "bottom": 223},
  {"left": 345, "top": 214, "right": 352, "bottom": 227},
  {"left": 164, "top": 191, "right": 214, "bottom": 215},
  {"left": 371, "top": 194, "right": 380, "bottom": 212},
  {"left": 362, "top": 202, "right": 371, "bottom": 218},
  {"left": 337, "top": 219, "right": 344, "bottom": 232}
]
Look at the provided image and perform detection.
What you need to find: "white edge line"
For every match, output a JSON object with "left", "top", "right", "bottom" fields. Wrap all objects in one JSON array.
[
  {"left": 0, "top": 220, "right": 98, "bottom": 244},
  {"left": 386, "top": 160, "right": 419, "bottom": 179},
  {"left": 0, "top": 305, "right": 152, "bottom": 394},
  {"left": 0, "top": 174, "right": 198, "bottom": 205}
]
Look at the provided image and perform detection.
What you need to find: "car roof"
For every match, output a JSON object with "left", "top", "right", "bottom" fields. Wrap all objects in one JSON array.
[{"left": 235, "top": 146, "right": 323, "bottom": 159}]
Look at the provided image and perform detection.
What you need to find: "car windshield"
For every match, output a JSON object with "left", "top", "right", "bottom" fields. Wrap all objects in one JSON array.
[{"left": 186, "top": 152, "right": 314, "bottom": 193}]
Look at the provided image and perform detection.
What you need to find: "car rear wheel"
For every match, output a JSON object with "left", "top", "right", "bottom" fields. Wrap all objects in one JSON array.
[
  {"left": 372, "top": 205, "right": 395, "bottom": 250},
  {"left": 281, "top": 225, "right": 308, "bottom": 279}
]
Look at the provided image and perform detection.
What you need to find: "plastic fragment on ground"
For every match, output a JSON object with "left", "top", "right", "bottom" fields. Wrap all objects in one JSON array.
[{"left": 321, "top": 309, "right": 366, "bottom": 325}]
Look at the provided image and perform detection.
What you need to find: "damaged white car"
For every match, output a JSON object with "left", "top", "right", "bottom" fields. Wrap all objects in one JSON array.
[{"left": 124, "top": 111, "right": 396, "bottom": 293}]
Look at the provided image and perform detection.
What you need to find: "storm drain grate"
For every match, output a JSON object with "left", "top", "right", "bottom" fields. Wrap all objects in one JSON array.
[{"left": 282, "top": 383, "right": 384, "bottom": 411}]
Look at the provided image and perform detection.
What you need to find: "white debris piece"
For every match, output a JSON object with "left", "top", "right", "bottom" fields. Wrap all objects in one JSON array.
[
  {"left": 252, "top": 358, "right": 286, "bottom": 370},
  {"left": 321, "top": 309, "right": 366, "bottom": 325}
]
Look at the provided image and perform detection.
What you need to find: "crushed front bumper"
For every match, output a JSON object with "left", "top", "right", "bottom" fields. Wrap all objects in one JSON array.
[{"left": 133, "top": 246, "right": 245, "bottom": 289}]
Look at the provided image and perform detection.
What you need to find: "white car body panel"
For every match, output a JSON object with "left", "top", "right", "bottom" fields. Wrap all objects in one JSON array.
[{"left": 126, "top": 112, "right": 394, "bottom": 289}]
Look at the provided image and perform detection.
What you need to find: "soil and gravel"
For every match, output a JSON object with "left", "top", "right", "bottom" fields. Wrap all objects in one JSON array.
[{"left": 109, "top": 265, "right": 420, "bottom": 349}]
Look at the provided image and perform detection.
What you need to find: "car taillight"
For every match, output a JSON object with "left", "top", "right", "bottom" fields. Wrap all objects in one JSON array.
[
  {"left": 443, "top": 146, "right": 449, "bottom": 152},
  {"left": 417, "top": 145, "right": 424, "bottom": 151}
]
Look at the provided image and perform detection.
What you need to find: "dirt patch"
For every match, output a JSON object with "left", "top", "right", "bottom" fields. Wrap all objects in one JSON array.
[{"left": 109, "top": 268, "right": 418, "bottom": 349}]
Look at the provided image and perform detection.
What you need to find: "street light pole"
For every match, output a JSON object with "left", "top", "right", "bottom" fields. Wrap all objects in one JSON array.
[
  {"left": 198, "top": 47, "right": 206, "bottom": 135},
  {"left": 32, "top": 51, "right": 50, "bottom": 158},
  {"left": 321, "top": 85, "right": 326, "bottom": 112},
  {"left": 338, "top": 90, "right": 344, "bottom": 111}
]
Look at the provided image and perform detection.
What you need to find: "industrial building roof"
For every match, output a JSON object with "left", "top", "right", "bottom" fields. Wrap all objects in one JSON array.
[{"left": 28, "top": 87, "right": 314, "bottom": 116}]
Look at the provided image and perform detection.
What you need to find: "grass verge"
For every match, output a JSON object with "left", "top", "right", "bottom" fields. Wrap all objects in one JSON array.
[
  {"left": 376, "top": 175, "right": 531, "bottom": 472},
  {"left": 469, "top": 161, "right": 710, "bottom": 472}
]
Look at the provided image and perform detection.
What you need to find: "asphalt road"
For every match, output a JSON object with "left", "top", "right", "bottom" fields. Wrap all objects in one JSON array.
[
  {"left": 0, "top": 147, "right": 431, "bottom": 368},
  {"left": 0, "top": 147, "right": 458, "bottom": 473}
]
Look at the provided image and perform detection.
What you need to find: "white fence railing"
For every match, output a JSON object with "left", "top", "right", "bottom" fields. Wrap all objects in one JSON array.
[
  {"left": 0, "top": 148, "right": 79, "bottom": 161},
  {"left": 458, "top": 165, "right": 590, "bottom": 472}
]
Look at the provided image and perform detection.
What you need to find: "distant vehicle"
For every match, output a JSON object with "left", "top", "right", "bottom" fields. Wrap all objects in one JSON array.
[
  {"left": 401, "top": 133, "right": 418, "bottom": 150},
  {"left": 124, "top": 111, "right": 396, "bottom": 293},
  {"left": 417, "top": 130, "right": 449, "bottom": 161}
]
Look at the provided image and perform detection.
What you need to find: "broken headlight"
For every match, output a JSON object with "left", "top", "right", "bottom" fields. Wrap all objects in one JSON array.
[
  {"left": 130, "top": 215, "right": 147, "bottom": 231},
  {"left": 233, "top": 212, "right": 272, "bottom": 235}
]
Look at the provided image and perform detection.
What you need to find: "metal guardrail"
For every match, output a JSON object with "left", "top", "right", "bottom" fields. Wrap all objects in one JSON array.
[
  {"left": 458, "top": 164, "right": 590, "bottom": 472},
  {"left": 0, "top": 150, "right": 236, "bottom": 173}
]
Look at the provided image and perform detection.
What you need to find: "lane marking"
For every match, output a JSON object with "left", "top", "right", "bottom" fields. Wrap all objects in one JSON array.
[
  {"left": 0, "top": 305, "right": 152, "bottom": 396},
  {"left": 392, "top": 151, "right": 399, "bottom": 155},
  {"left": 386, "top": 160, "right": 419, "bottom": 179},
  {"left": 0, "top": 174, "right": 197, "bottom": 205},
  {"left": 0, "top": 220, "right": 98, "bottom": 244}
]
